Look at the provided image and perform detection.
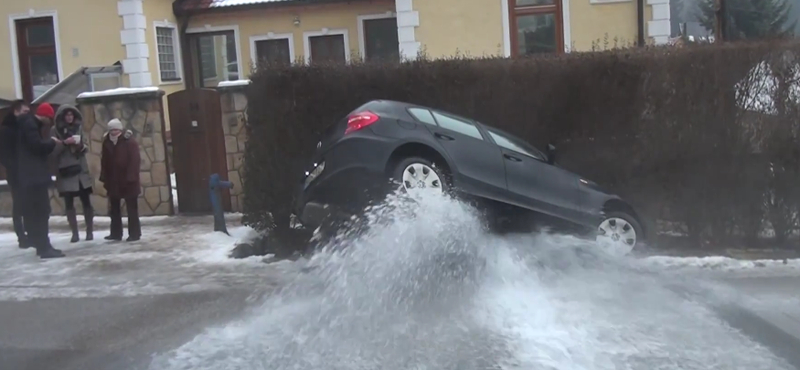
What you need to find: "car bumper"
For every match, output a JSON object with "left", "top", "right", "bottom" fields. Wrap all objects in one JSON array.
[{"left": 294, "top": 138, "right": 396, "bottom": 228}]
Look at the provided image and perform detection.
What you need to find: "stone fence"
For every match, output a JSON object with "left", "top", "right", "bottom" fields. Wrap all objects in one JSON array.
[{"left": 0, "top": 84, "right": 250, "bottom": 218}]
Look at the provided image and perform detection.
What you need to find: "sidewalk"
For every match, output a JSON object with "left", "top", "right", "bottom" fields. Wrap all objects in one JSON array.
[{"left": 0, "top": 214, "right": 291, "bottom": 302}]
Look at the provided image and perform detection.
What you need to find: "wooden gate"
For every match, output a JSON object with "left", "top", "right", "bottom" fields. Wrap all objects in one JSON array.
[{"left": 167, "top": 89, "right": 231, "bottom": 213}]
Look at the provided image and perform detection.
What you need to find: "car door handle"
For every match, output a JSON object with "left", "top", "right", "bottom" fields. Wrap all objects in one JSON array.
[
  {"left": 434, "top": 133, "right": 455, "bottom": 141},
  {"left": 503, "top": 154, "right": 522, "bottom": 162}
]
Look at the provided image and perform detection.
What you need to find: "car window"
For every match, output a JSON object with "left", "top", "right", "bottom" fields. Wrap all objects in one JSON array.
[
  {"left": 431, "top": 111, "right": 483, "bottom": 140},
  {"left": 408, "top": 108, "right": 437, "bottom": 126},
  {"left": 487, "top": 129, "right": 545, "bottom": 160}
]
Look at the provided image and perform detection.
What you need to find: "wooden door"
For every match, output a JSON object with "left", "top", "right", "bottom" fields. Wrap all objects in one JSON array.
[{"left": 167, "top": 89, "right": 231, "bottom": 213}]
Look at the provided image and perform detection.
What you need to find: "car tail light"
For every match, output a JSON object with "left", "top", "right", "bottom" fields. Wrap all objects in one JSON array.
[{"left": 344, "top": 111, "right": 379, "bottom": 134}]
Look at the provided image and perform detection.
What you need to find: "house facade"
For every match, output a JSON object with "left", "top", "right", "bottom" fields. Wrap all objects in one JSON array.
[{"left": 1, "top": 0, "right": 671, "bottom": 127}]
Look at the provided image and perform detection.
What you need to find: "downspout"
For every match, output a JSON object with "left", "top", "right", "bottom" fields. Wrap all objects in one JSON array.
[
  {"left": 637, "top": 0, "right": 646, "bottom": 47},
  {"left": 173, "top": 0, "right": 194, "bottom": 88}
]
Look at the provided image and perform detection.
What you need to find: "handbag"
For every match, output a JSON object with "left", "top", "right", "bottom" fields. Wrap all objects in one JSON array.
[{"left": 58, "top": 164, "right": 83, "bottom": 178}]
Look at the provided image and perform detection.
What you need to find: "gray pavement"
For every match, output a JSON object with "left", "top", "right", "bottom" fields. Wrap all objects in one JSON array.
[{"left": 0, "top": 290, "right": 256, "bottom": 370}]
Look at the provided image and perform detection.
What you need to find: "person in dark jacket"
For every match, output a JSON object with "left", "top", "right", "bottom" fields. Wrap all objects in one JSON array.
[
  {"left": 0, "top": 100, "right": 31, "bottom": 248},
  {"left": 100, "top": 118, "right": 141, "bottom": 242},
  {"left": 51, "top": 104, "right": 95, "bottom": 243},
  {"left": 18, "top": 103, "right": 70, "bottom": 258}
]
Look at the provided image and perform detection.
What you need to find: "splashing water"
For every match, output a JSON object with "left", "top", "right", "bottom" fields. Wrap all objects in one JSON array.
[{"left": 150, "top": 192, "right": 793, "bottom": 370}]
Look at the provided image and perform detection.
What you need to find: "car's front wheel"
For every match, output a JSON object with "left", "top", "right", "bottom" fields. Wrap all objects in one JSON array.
[
  {"left": 392, "top": 157, "right": 450, "bottom": 196},
  {"left": 596, "top": 211, "right": 643, "bottom": 255}
]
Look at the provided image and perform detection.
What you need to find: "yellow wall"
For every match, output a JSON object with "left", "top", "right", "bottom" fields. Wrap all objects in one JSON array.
[
  {"left": 143, "top": 0, "right": 182, "bottom": 131},
  {"left": 569, "top": 0, "right": 638, "bottom": 51},
  {"left": 414, "top": 0, "right": 505, "bottom": 58},
  {"left": 186, "top": 1, "right": 396, "bottom": 73},
  {"left": 414, "top": 0, "right": 640, "bottom": 57},
  {"left": 0, "top": 0, "right": 125, "bottom": 99}
]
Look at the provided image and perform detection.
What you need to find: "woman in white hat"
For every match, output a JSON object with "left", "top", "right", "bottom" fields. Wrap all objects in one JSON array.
[{"left": 99, "top": 118, "right": 142, "bottom": 241}]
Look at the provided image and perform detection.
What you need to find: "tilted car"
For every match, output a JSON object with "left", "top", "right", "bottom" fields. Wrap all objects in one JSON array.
[{"left": 294, "top": 100, "right": 646, "bottom": 253}]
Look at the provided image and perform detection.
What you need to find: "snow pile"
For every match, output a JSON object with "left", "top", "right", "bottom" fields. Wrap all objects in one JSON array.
[
  {"left": 194, "top": 225, "right": 260, "bottom": 264},
  {"left": 737, "top": 59, "right": 800, "bottom": 115}
]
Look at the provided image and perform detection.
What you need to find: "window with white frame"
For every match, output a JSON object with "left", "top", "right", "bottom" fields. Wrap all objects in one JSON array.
[{"left": 155, "top": 26, "right": 181, "bottom": 82}]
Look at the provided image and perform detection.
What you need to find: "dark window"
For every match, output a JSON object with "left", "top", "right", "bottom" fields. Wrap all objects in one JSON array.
[
  {"left": 190, "top": 31, "right": 238, "bottom": 88},
  {"left": 15, "top": 17, "right": 59, "bottom": 102},
  {"left": 510, "top": 0, "right": 562, "bottom": 56},
  {"left": 255, "top": 39, "right": 291, "bottom": 65},
  {"left": 363, "top": 18, "right": 399, "bottom": 62},
  {"left": 487, "top": 128, "right": 545, "bottom": 160},
  {"left": 309, "top": 34, "right": 346, "bottom": 63},
  {"left": 431, "top": 111, "right": 483, "bottom": 140},
  {"left": 408, "top": 108, "right": 437, "bottom": 125}
]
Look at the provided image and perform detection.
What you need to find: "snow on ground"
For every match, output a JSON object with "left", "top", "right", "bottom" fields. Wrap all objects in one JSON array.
[
  {"left": 636, "top": 255, "right": 800, "bottom": 277},
  {"left": 0, "top": 215, "right": 288, "bottom": 301}
]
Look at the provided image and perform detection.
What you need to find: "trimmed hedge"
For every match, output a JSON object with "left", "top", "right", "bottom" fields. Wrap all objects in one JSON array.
[{"left": 243, "top": 41, "right": 800, "bottom": 249}]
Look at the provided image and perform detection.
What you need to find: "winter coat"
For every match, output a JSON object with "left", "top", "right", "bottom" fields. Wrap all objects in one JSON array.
[
  {"left": 16, "top": 113, "right": 56, "bottom": 188},
  {"left": 51, "top": 104, "right": 93, "bottom": 195},
  {"left": 100, "top": 129, "right": 141, "bottom": 199},
  {"left": 0, "top": 111, "right": 21, "bottom": 186}
]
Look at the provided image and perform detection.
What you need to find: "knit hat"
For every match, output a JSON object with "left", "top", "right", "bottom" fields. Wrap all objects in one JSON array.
[
  {"left": 107, "top": 118, "right": 124, "bottom": 131},
  {"left": 35, "top": 103, "right": 55, "bottom": 119}
]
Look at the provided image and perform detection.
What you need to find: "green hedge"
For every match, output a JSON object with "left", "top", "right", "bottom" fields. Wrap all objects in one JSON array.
[{"left": 242, "top": 41, "right": 800, "bottom": 248}]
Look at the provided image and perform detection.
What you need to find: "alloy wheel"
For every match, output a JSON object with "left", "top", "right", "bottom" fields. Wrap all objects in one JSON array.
[{"left": 596, "top": 217, "right": 637, "bottom": 255}]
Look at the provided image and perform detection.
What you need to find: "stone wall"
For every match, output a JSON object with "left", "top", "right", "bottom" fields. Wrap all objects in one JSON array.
[
  {"left": 217, "top": 84, "right": 249, "bottom": 213},
  {"left": 76, "top": 89, "right": 174, "bottom": 216}
]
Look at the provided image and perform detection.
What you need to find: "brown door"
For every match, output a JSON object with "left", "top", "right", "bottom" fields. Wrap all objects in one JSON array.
[
  {"left": 167, "top": 89, "right": 231, "bottom": 214},
  {"left": 16, "top": 17, "right": 59, "bottom": 102}
]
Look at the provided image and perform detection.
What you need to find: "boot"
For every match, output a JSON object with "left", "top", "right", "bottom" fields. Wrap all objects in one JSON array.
[
  {"left": 38, "top": 245, "right": 65, "bottom": 259},
  {"left": 85, "top": 207, "right": 94, "bottom": 241},
  {"left": 66, "top": 209, "right": 79, "bottom": 243}
]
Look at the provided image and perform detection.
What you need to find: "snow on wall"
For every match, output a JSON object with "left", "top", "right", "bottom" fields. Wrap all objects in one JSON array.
[
  {"left": 217, "top": 80, "right": 251, "bottom": 87},
  {"left": 77, "top": 87, "right": 159, "bottom": 99}
]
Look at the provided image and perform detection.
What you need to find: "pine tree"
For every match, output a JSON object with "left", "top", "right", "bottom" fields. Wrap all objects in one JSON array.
[{"left": 696, "top": 0, "right": 798, "bottom": 40}]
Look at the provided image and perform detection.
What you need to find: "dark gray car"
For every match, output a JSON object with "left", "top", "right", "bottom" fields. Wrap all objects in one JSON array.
[{"left": 295, "top": 100, "right": 645, "bottom": 253}]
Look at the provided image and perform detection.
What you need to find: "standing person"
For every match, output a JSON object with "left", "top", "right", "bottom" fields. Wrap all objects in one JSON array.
[
  {"left": 51, "top": 104, "right": 94, "bottom": 243},
  {"left": 100, "top": 119, "right": 141, "bottom": 242},
  {"left": 0, "top": 100, "right": 31, "bottom": 249},
  {"left": 17, "top": 103, "right": 69, "bottom": 258}
]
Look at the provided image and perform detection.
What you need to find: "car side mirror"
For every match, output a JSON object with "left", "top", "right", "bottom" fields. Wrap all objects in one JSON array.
[{"left": 546, "top": 144, "right": 556, "bottom": 165}]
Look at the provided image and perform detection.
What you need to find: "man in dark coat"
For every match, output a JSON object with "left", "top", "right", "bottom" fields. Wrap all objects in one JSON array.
[
  {"left": 17, "top": 103, "right": 70, "bottom": 258},
  {"left": 0, "top": 100, "right": 31, "bottom": 248},
  {"left": 100, "top": 118, "right": 142, "bottom": 242}
]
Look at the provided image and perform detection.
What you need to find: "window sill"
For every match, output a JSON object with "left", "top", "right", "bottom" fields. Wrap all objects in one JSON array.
[
  {"left": 159, "top": 79, "right": 184, "bottom": 86},
  {"left": 589, "top": 0, "right": 632, "bottom": 4}
]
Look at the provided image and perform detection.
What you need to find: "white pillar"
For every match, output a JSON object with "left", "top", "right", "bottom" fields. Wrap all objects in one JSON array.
[
  {"left": 118, "top": 0, "right": 152, "bottom": 87},
  {"left": 395, "top": 0, "right": 420, "bottom": 60}
]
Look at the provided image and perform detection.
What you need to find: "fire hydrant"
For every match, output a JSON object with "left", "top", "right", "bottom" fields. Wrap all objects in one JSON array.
[{"left": 209, "top": 173, "right": 233, "bottom": 235}]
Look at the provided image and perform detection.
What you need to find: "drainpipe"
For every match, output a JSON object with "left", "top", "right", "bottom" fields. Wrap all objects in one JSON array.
[
  {"left": 637, "top": 0, "right": 646, "bottom": 47},
  {"left": 176, "top": 12, "right": 193, "bottom": 88}
]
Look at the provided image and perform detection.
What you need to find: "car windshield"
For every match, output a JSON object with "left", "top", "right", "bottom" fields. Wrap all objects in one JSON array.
[{"left": 483, "top": 126, "right": 546, "bottom": 161}]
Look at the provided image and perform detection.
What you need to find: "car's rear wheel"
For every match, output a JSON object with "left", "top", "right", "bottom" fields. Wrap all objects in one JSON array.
[
  {"left": 393, "top": 157, "right": 450, "bottom": 196},
  {"left": 595, "top": 211, "right": 642, "bottom": 255}
]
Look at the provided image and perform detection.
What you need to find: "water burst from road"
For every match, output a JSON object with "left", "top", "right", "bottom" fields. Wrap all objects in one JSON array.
[{"left": 150, "top": 193, "right": 793, "bottom": 370}]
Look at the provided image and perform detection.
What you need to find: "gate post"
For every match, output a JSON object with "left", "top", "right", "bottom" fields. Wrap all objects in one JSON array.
[{"left": 217, "top": 80, "right": 249, "bottom": 213}]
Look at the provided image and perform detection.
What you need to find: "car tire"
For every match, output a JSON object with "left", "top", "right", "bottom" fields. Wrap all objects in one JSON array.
[
  {"left": 595, "top": 211, "right": 644, "bottom": 255},
  {"left": 392, "top": 156, "right": 451, "bottom": 195}
]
